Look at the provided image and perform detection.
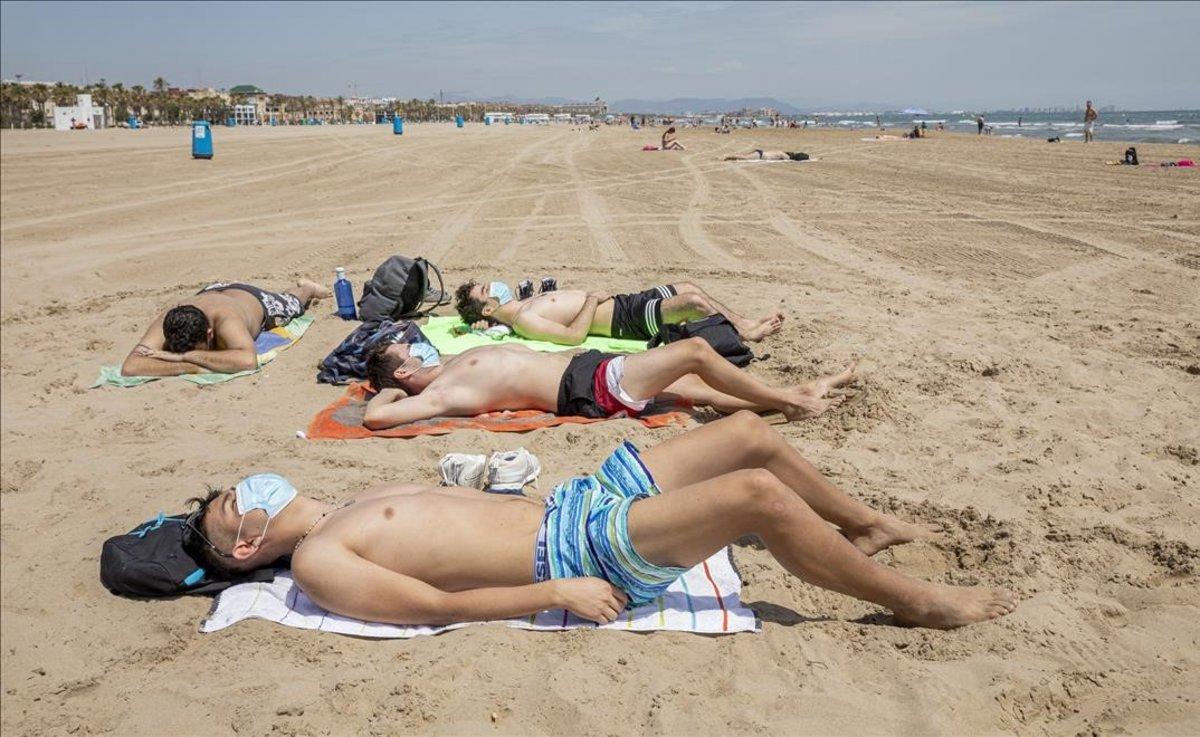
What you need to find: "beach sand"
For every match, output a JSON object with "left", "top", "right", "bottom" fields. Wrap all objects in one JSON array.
[{"left": 2, "top": 123, "right": 1198, "bottom": 735}]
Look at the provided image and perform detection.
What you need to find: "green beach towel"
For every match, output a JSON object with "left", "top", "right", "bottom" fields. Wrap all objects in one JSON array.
[
  {"left": 91, "top": 314, "right": 315, "bottom": 388},
  {"left": 422, "top": 315, "right": 647, "bottom": 355}
]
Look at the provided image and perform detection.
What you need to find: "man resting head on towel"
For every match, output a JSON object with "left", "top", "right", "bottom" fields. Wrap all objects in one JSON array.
[
  {"left": 453, "top": 279, "right": 784, "bottom": 346},
  {"left": 121, "top": 280, "right": 330, "bottom": 376},
  {"left": 361, "top": 338, "right": 856, "bottom": 430},
  {"left": 722, "top": 149, "right": 810, "bottom": 161},
  {"left": 182, "top": 412, "right": 1017, "bottom": 629}
]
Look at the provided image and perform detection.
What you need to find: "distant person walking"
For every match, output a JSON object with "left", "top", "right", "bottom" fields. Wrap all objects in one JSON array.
[
  {"left": 1084, "top": 100, "right": 1098, "bottom": 143},
  {"left": 1018, "top": 116, "right": 1023, "bottom": 127},
  {"left": 976, "top": 114, "right": 985, "bottom": 135}
]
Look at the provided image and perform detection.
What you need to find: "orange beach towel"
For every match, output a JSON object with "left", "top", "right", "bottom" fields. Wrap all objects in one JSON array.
[{"left": 305, "top": 383, "right": 692, "bottom": 440}]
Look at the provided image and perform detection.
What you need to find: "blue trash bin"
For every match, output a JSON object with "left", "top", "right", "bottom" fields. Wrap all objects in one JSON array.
[
  {"left": 191, "top": 121, "right": 213, "bottom": 159},
  {"left": 455, "top": 114, "right": 464, "bottom": 128},
  {"left": 393, "top": 117, "right": 404, "bottom": 135},
  {"left": 226, "top": 116, "right": 235, "bottom": 127},
  {"left": 485, "top": 116, "right": 491, "bottom": 126}
]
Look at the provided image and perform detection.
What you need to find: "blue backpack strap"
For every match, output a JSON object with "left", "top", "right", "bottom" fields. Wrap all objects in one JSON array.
[{"left": 182, "top": 568, "right": 207, "bottom": 586}]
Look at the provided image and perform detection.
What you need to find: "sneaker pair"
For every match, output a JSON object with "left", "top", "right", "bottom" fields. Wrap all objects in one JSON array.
[{"left": 438, "top": 448, "right": 541, "bottom": 494}]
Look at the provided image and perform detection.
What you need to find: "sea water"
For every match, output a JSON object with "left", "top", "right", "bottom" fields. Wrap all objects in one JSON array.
[{"left": 809, "top": 109, "right": 1198, "bottom": 144}]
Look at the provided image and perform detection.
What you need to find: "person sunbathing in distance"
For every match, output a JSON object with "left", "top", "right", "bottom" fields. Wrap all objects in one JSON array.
[
  {"left": 120, "top": 280, "right": 330, "bottom": 376},
  {"left": 661, "top": 127, "right": 685, "bottom": 150},
  {"left": 453, "top": 279, "right": 784, "bottom": 345},
  {"left": 360, "top": 339, "right": 855, "bottom": 430},
  {"left": 723, "top": 149, "right": 810, "bottom": 161},
  {"left": 182, "top": 413, "right": 1018, "bottom": 629}
]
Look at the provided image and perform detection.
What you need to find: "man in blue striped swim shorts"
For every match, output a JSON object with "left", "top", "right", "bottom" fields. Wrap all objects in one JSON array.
[{"left": 182, "top": 413, "right": 1018, "bottom": 630}]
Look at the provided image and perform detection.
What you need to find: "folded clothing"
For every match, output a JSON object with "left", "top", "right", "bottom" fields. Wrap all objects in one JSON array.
[
  {"left": 201, "top": 547, "right": 759, "bottom": 637},
  {"left": 305, "top": 383, "right": 690, "bottom": 440},
  {"left": 92, "top": 314, "right": 315, "bottom": 388},
  {"left": 421, "top": 315, "right": 648, "bottom": 356}
]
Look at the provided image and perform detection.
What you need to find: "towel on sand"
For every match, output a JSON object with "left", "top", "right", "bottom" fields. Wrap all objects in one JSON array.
[
  {"left": 201, "top": 548, "right": 759, "bottom": 637},
  {"left": 92, "top": 315, "right": 315, "bottom": 388},
  {"left": 422, "top": 315, "right": 647, "bottom": 356},
  {"left": 304, "top": 383, "right": 690, "bottom": 439}
]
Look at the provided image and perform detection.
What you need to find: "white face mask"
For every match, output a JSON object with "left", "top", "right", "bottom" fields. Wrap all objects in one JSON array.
[
  {"left": 407, "top": 341, "right": 441, "bottom": 368},
  {"left": 488, "top": 281, "right": 514, "bottom": 306},
  {"left": 233, "top": 473, "right": 298, "bottom": 550}
]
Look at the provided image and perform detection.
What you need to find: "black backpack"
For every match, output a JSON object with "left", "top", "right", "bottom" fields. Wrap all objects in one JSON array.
[
  {"left": 1124, "top": 147, "right": 1139, "bottom": 165},
  {"left": 357, "top": 256, "right": 448, "bottom": 323},
  {"left": 100, "top": 513, "right": 274, "bottom": 597},
  {"left": 648, "top": 314, "right": 755, "bottom": 367}
]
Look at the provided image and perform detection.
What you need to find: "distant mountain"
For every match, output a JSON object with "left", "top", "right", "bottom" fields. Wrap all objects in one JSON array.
[{"left": 609, "top": 97, "right": 804, "bottom": 115}]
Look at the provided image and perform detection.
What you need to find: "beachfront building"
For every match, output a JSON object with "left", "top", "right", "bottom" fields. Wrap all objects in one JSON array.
[
  {"left": 552, "top": 113, "right": 572, "bottom": 124},
  {"left": 561, "top": 100, "right": 608, "bottom": 117},
  {"left": 52, "top": 93, "right": 105, "bottom": 130},
  {"left": 523, "top": 113, "right": 550, "bottom": 125},
  {"left": 484, "top": 111, "right": 513, "bottom": 124}
]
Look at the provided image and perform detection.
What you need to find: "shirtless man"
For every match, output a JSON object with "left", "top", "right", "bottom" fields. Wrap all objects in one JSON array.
[
  {"left": 1084, "top": 100, "right": 1098, "bottom": 143},
  {"left": 362, "top": 337, "right": 855, "bottom": 429},
  {"left": 723, "top": 149, "right": 811, "bottom": 162},
  {"left": 453, "top": 279, "right": 783, "bottom": 345},
  {"left": 120, "top": 280, "right": 329, "bottom": 376},
  {"left": 182, "top": 412, "right": 1018, "bottom": 629}
]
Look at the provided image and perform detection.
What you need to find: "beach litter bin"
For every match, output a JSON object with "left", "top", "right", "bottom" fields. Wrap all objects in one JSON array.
[
  {"left": 455, "top": 114, "right": 464, "bottom": 128},
  {"left": 485, "top": 116, "right": 491, "bottom": 126},
  {"left": 191, "top": 121, "right": 213, "bottom": 159},
  {"left": 127, "top": 115, "right": 140, "bottom": 129},
  {"left": 393, "top": 117, "right": 404, "bottom": 135},
  {"left": 226, "top": 116, "right": 236, "bottom": 127}
]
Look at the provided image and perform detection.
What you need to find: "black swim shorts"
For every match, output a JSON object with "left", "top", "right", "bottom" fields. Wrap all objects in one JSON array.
[
  {"left": 198, "top": 283, "right": 304, "bottom": 330},
  {"left": 610, "top": 285, "right": 677, "bottom": 341},
  {"left": 557, "top": 349, "right": 616, "bottom": 418}
]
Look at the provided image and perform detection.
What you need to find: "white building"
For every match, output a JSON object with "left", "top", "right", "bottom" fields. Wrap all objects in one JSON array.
[
  {"left": 552, "top": 113, "right": 572, "bottom": 123},
  {"left": 523, "top": 113, "right": 550, "bottom": 125},
  {"left": 233, "top": 103, "right": 257, "bottom": 125},
  {"left": 484, "top": 111, "right": 513, "bottom": 124},
  {"left": 53, "top": 94, "right": 105, "bottom": 130}
]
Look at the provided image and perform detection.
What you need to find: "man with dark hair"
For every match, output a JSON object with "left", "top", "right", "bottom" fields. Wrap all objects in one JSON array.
[
  {"left": 121, "top": 280, "right": 329, "bottom": 376},
  {"left": 182, "top": 412, "right": 1017, "bottom": 629},
  {"left": 453, "top": 278, "right": 784, "bottom": 346},
  {"left": 361, "top": 337, "right": 854, "bottom": 430}
]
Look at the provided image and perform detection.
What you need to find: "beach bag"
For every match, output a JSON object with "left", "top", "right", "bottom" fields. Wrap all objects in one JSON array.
[
  {"left": 357, "top": 255, "right": 448, "bottom": 322},
  {"left": 100, "top": 513, "right": 274, "bottom": 598},
  {"left": 317, "top": 319, "right": 430, "bottom": 384},
  {"left": 648, "top": 315, "right": 754, "bottom": 367}
]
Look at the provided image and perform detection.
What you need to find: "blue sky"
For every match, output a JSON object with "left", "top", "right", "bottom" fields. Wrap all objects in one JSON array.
[{"left": 2, "top": 1, "right": 1196, "bottom": 109}]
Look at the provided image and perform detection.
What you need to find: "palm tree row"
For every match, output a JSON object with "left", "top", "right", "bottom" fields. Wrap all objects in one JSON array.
[{"left": 3, "top": 77, "right": 590, "bottom": 128}]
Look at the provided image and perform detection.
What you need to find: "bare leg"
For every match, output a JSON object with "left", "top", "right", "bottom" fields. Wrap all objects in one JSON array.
[
  {"left": 286, "top": 279, "right": 332, "bottom": 308},
  {"left": 625, "top": 470, "right": 1019, "bottom": 629},
  {"left": 623, "top": 339, "right": 843, "bottom": 420},
  {"left": 666, "top": 282, "right": 784, "bottom": 342},
  {"left": 660, "top": 363, "right": 855, "bottom": 415},
  {"left": 639, "top": 411, "right": 931, "bottom": 555}
]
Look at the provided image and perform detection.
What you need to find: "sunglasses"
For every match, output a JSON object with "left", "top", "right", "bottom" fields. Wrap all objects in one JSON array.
[{"left": 183, "top": 509, "right": 235, "bottom": 559}]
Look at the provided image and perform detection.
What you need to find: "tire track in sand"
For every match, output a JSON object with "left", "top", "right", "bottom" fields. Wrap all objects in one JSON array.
[
  {"left": 677, "top": 150, "right": 742, "bottom": 267},
  {"left": 564, "top": 135, "right": 628, "bottom": 265}
]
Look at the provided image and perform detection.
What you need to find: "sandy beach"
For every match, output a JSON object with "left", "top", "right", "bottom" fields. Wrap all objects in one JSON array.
[{"left": 1, "top": 123, "right": 1198, "bottom": 735}]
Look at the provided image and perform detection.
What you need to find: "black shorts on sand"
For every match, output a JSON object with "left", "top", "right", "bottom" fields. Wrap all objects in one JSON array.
[
  {"left": 198, "top": 283, "right": 304, "bottom": 330},
  {"left": 557, "top": 350, "right": 616, "bottom": 418},
  {"left": 610, "top": 285, "right": 677, "bottom": 341}
]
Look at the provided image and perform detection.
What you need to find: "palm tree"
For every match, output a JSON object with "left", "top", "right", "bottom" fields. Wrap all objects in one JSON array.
[
  {"left": 153, "top": 76, "right": 168, "bottom": 93},
  {"left": 30, "top": 83, "right": 50, "bottom": 127}
]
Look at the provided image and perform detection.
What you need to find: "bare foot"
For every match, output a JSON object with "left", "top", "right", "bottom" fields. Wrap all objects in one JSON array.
[
  {"left": 739, "top": 314, "right": 784, "bottom": 342},
  {"left": 843, "top": 516, "right": 939, "bottom": 556},
  {"left": 796, "top": 362, "right": 854, "bottom": 398},
  {"left": 893, "top": 584, "right": 1019, "bottom": 629},
  {"left": 298, "top": 279, "right": 333, "bottom": 300},
  {"left": 781, "top": 392, "right": 845, "bottom": 421}
]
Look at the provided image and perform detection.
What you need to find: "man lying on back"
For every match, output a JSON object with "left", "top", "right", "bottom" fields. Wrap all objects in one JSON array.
[
  {"left": 182, "top": 412, "right": 1018, "bottom": 629},
  {"left": 121, "top": 280, "right": 329, "bottom": 376},
  {"left": 361, "top": 338, "right": 855, "bottom": 430},
  {"left": 453, "top": 278, "right": 784, "bottom": 346}
]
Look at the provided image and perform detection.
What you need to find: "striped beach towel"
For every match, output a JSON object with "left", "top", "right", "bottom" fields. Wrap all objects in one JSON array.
[{"left": 201, "top": 548, "right": 759, "bottom": 637}]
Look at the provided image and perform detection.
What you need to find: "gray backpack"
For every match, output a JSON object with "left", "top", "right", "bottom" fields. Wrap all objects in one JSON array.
[{"left": 357, "top": 256, "right": 447, "bottom": 322}]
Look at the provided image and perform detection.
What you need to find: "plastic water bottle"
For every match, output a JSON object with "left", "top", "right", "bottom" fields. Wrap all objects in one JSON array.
[{"left": 334, "top": 267, "right": 357, "bottom": 320}]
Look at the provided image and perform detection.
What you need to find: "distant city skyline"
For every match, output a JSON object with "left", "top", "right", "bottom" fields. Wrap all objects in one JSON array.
[{"left": 2, "top": 1, "right": 1197, "bottom": 110}]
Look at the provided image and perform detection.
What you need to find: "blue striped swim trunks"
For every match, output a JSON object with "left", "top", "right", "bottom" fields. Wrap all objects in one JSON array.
[{"left": 533, "top": 440, "right": 687, "bottom": 605}]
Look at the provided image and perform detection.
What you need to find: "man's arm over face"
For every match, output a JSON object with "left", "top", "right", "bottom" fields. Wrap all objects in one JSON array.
[
  {"left": 362, "top": 387, "right": 450, "bottom": 430},
  {"left": 512, "top": 294, "right": 603, "bottom": 345},
  {"left": 295, "top": 545, "right": 565, "bottom": 625},
  {"left": 120, "top": 316, "right": 204, "bottom": 376},
  {"left": 178, "top": 318, "right": 258, "bottom": 373}
]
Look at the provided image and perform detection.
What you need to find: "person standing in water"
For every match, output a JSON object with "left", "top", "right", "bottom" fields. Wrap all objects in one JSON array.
[
  {"left": 976, "top": 114, "right": 985, "bottom": 135},
  {"left": 1084, "top": 100, "right": 1098, "bottom": 143}
]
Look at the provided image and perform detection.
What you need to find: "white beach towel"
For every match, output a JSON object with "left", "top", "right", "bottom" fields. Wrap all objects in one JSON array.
[{"left": 201, "top": 548, "right": 759, "bottom": 638}]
